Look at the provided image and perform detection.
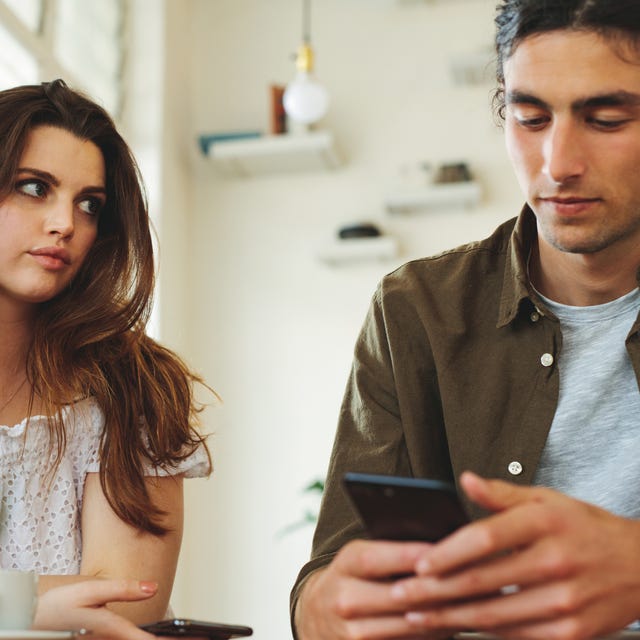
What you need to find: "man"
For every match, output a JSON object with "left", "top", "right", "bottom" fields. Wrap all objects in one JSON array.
[{"left": 291, "top": 1, "right": 640, "bottom": 639}]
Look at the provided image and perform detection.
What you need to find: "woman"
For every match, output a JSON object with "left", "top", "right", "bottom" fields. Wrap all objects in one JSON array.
[{"left": 0, "top": 79, "right": 211, "bottom": 628}]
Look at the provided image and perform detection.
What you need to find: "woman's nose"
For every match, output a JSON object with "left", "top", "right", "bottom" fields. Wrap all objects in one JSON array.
[{"left": 44, "top": 201, "right": 74, "bottom": 237}]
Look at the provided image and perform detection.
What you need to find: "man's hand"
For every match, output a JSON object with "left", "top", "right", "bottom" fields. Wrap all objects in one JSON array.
[
  {"left": 295, "top": 538, "right": 455, "bottom": 640},
  {"left": 33, "top": 579, "right": 159, "bottom": 640},
  {"left": 391, "top": 471, "right": 640, "bottom": 640}
]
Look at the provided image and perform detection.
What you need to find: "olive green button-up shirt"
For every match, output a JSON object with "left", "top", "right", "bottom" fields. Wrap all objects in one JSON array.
[{"left": 290, "top": 205, "right": 640, "bottom": 624}]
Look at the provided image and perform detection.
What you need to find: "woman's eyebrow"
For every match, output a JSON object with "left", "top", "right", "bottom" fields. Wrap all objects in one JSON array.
[
  {"left": 18, "top": 166, "right": 106, "bottom": 194},
  {"left": 18, "top": 166, "right": 59, "bottom": 186}
]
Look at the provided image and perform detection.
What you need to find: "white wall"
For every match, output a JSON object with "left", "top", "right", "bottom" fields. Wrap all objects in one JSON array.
[{"left": 158, "top": 1, "right": 524, "bottom": 638}]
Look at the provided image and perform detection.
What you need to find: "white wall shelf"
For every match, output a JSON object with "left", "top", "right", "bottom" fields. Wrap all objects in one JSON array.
[
  {"left": 385, "top": 180, "right": 481, "bottom": 214},
  {"left": 206, "top": 130, "right": 341, "bottom": 177},
  {"left": 317, "top": 236, "right": 400, "bottom": 266}
]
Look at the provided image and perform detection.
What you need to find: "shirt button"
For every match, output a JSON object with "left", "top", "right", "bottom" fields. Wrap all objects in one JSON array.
[
  {"left": 540, "top": 353, "right": 554, "bottom": 367},
  {"left": 530, "top": 311, "right": 540, "bottom": 322},
  {"left": 508, "top": 461, "right": 523, "bottom": 476}
]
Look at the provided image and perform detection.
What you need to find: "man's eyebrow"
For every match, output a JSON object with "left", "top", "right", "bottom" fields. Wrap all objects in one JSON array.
[
  {"left": 574, "top": 90, "right": 640, "bottom": 109},
  {"left": 505, "top": 89, "right": 640, "bottom": 110},
  {"left": 505, "top": 91, "right": 548, "bottom": 109}
]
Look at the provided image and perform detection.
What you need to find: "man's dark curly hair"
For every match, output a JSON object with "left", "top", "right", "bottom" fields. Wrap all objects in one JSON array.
[{"left": 493, "top": 0, "right": 640, "bottom": 121}]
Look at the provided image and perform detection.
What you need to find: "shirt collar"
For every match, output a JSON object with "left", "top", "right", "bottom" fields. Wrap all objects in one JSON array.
[
  {"left": 497, "top": 204, "right": 538, "bottom": 328},
  {"left": 497, "top": 205, "right": 640, "bottom": 328}
]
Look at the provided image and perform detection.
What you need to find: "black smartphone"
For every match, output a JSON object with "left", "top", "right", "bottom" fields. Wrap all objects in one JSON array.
[
  {"left": 343, "top": 472, "right": 469, "bottom": 542},
  {"left": 140, "top": 619, "right": 253, "bottom": 639}
]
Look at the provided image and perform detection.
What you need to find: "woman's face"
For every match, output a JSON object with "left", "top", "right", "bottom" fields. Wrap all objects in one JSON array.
[{"left": 0, "top": 125, "right": 106, "bottom": 315}]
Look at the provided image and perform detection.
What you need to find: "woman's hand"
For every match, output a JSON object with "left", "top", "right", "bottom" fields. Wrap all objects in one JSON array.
[{"left": 33, "top": 579, "right": 159, "bottom": 640}]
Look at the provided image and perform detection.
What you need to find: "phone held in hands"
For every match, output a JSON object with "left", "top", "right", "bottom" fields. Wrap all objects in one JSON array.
[
  {"left": 343, "top": 472, "right": 469, "bottom": 542},
  {"left": 140, "top": 619, "right": 253, "bottom": 639}
]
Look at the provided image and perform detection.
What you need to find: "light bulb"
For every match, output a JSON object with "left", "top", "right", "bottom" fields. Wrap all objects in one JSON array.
[{"left": 283, "top": 71, "right": 329, "bottom": 125}]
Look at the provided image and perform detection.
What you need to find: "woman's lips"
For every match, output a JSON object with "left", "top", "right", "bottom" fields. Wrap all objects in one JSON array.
[{"left": 29, "top": 247, "right": 71, "bottom": 269}]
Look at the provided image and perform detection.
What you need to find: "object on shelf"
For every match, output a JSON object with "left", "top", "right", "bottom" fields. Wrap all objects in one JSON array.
[
  {"left": 433, "top": 162, "right": 472, "bottom": 184},
  {"left": 269, "top": 84, "right": 287, "bottom": 134},
  {"left": 204, "top": 130, "right": 341, "bottom": 177},
  {"left": 198, "top": 130, "right": 262, "bottom": 156},
  {"left": 385, "top": 180, "right": 481, "bottom": 214},
  {"left": 338, "top": 223, "right": 381, "bottom": 239},
  {"left": 318, "top": 223, "right": 398, "bottom": 265}
]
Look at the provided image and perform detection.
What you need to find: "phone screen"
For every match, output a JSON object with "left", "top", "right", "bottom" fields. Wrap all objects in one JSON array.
[{"left": 343, "top": 472, "right": 469, "bottom": 542}]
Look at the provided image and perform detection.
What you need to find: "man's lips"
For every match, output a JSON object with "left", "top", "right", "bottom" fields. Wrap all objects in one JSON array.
[
  {"left": 538, "top": 196, "right": 601, "bottom": 214},
  {"left": 29, "top": 246, "right": 72, "bottom": 266}
]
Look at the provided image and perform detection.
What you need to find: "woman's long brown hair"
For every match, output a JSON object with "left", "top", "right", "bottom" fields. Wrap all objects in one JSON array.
[{"left": 0, "top": 79, "right": 211, "bottom": 535}]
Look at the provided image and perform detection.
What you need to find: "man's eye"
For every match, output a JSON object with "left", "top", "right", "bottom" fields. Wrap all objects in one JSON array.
[
  {"left": 508, "top": 107, "right": 549, "bottom": 130},
  {"left": 78, "top": 197, "right": 103, "bottom": 216},
  {"left": 17, "top": 179, "right": 47, "bottom": 198},
  {"left": 588, "top": 117, "right": 631, "bottom": 130},
  {"left": 516, "top": 116, "right": 548, "bottom": 129}
]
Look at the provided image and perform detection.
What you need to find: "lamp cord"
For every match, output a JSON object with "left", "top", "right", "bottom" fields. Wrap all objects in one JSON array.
[{"left": 302, "top": 0, "right": 311, "bottom": 44}]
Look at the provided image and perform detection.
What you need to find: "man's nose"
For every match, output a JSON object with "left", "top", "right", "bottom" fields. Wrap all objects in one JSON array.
[{"left": 541, "top": 119, "right": 586, "bottom": 184}]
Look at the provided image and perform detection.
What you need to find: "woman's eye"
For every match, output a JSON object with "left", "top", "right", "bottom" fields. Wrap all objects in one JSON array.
[
  {"left": 78, "top": 197, "right": 103, "bottom": 216},
  {"left": 17, "top": 179, "right": 47, "bottom": 198}
]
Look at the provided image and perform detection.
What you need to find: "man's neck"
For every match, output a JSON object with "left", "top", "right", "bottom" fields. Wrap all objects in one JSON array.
[{"left": 529, "top": 238, "right": 640, "bottom": 306}]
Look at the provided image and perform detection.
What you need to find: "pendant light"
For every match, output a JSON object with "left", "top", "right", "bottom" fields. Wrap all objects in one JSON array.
[{"left": 283, "top": 0, "right": 329, "bottom": 130}]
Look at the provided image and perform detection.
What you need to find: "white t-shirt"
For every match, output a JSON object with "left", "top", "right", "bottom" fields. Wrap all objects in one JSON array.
[
  {"left": 533, "top": 287, "right": 640, "bottom": 517},
  {"left": 0, "top": 395, "right": 210, "bottom": 573}
]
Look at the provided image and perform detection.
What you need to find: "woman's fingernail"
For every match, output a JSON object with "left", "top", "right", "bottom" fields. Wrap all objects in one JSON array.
[{"left": 140, "top": 581, "right": 158, "bottom": 593}]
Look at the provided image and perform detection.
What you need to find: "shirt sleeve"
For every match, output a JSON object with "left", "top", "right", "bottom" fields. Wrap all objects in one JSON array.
[
  {"left": 143, "top": 440, "right": 212, "bottom": 478},
  {"left": 290, "top": 287, "right": 413, "bottom": 632},
  {"left": 67, "top": 397, "right": 212, "bottom": 479},
  {"left": 65, "top": 397, "right": 103, "bottom": 476}
]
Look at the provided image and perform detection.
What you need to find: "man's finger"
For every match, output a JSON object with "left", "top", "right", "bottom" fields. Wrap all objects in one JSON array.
[
  {"left": 413, "top": 500, "right": 552, "bottom": 575},
  {"left": 336, "top": 539, "right": 433, "bottom": 580},
  {"left": 460, "top": 471, "right": 543, "bottom": 513}
]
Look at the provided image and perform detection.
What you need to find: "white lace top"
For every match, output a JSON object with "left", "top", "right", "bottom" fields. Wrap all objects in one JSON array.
[{"left": 0, "top": 396, "right": 210, "bottom": 574}]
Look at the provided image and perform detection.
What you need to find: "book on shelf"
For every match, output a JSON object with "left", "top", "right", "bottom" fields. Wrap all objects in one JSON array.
[{"left": 198, "top": 130, "right": 263, "bottom": 155}]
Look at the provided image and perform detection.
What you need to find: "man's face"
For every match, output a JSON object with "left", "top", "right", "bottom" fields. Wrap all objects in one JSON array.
[{"left": 504, "top": 30, "right": 640, "bottom": 259}]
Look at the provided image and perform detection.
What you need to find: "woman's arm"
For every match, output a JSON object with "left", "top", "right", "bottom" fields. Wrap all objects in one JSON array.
[{"left": 38, "top": 472, "right": 185, "bottom": 624}]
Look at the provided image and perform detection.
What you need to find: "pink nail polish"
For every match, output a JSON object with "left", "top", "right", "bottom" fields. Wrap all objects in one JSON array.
[{"left": 140, "top": 581, "right": 158, "bottom": 593}]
